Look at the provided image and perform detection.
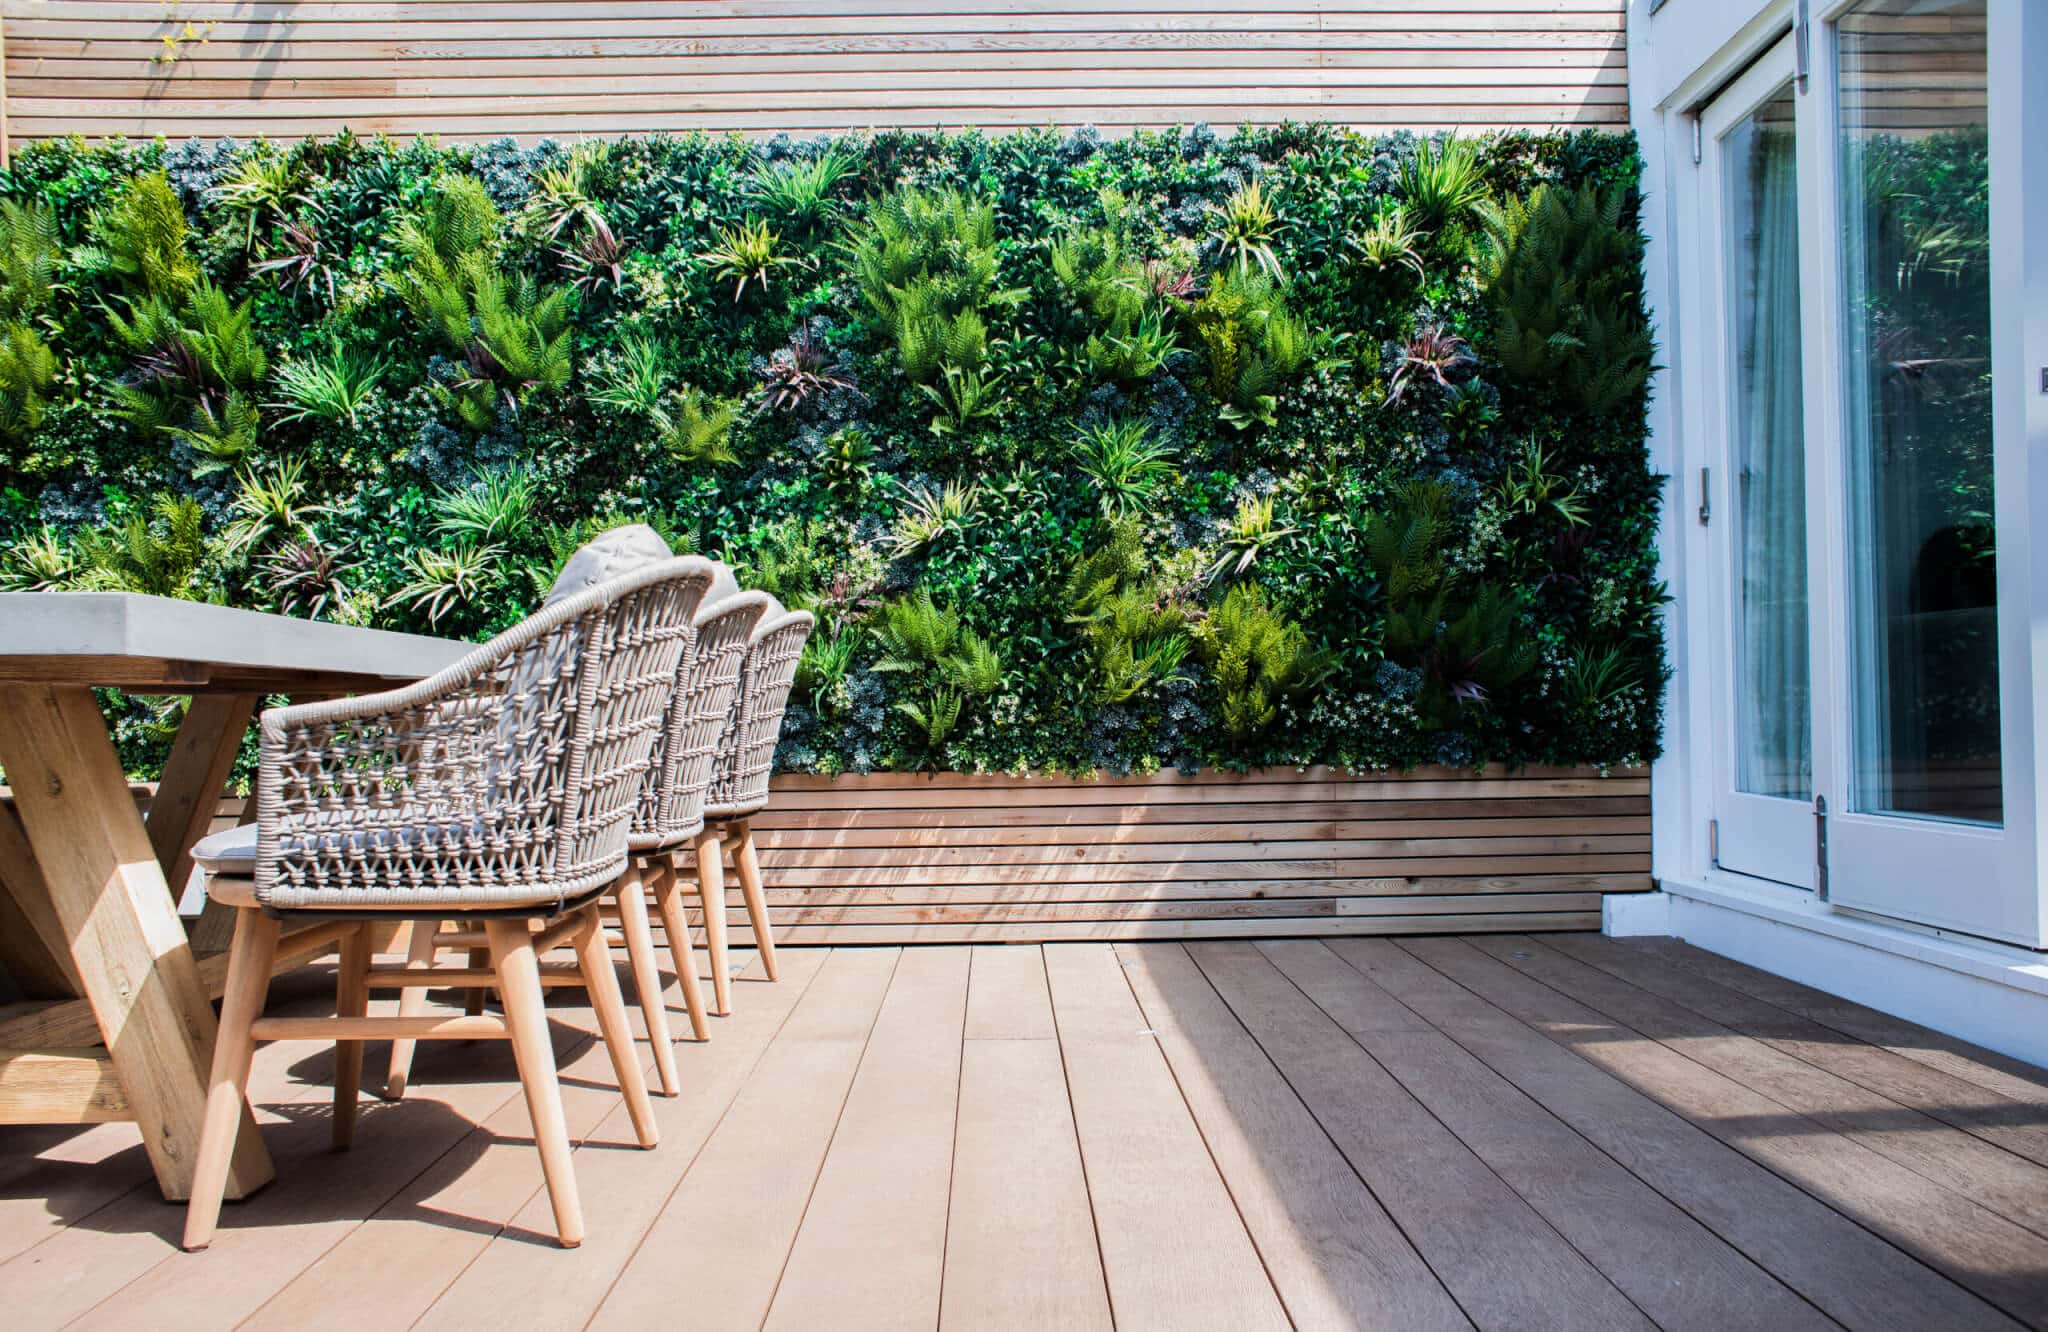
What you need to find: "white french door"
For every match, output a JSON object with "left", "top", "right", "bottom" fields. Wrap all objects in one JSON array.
[
  {"left": 1697, "top": 1, "right": 2032, "bottom": 942},
  {"left": 1699, "top": 38, "right": 1826, "bottom": 890}
]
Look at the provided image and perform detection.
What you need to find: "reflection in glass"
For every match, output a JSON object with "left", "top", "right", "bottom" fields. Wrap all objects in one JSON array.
[
  {"left": 1726, "top": 87, "right": 1809, "bottom": 801},
  {"left": 1838, "top": 0, "right": 1998, "bottom": 824}
]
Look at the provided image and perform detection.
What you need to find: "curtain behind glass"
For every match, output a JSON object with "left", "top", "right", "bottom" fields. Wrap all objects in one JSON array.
[{"left": 1732, "top": 101, "right": 1811, "bottom": 800}]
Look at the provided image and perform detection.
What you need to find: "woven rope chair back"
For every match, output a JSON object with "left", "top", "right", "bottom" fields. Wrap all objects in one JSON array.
[
  {"left": 254, "top": 559, "right": 710, "bottom": 912},
  {"left": 704, "top": 608, "right": 815, "bottom": 820},
  {"left": 640, "top": 591, "right": 771, "bottom": 847}
]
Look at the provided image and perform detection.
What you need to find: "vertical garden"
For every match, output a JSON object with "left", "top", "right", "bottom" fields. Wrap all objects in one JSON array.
[{"left": 0, "top": 124, "right": 1665, "bottom": 778}]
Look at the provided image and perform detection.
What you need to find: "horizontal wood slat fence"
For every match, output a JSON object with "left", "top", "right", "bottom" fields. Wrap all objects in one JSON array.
[
  {"left": 0, "top": 0, "right": 1630, "bottom": 144},
  {"left": 695, "top": 765, "right": 1650, "bottom": 943},
  {"left": 3, "top": 766, "right": 1648, "bottom": 959}
]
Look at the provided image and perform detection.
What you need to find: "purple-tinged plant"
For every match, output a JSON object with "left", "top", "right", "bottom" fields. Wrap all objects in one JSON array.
[{"left": 1386, "top": 322, "right": 1476, "bottom": 405}]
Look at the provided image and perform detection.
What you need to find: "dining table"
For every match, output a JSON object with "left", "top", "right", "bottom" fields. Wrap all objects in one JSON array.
[{"left": 0, "top": 592, "right": 468, "bottom": 1201}]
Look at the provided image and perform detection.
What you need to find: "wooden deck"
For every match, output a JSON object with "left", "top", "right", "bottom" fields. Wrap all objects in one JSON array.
[{"left": 6, "top": 933, "right": 2048, "bottom": 1330}]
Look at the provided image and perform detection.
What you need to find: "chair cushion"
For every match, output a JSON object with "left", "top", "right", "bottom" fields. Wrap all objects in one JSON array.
[
  {"left": 190, "top": 820, "right": 257, "bottom": 873},
  {"left": 543, "top": 523, "right": 673, "bottom": 605},
  {"left": 703, "top": 561, "right": 741, "bottom": 608}
]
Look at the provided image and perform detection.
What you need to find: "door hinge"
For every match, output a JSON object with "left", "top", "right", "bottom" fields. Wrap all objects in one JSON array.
[
  {"left": 1795, "top": 0, "right": 1812, "bottom": 93},
  {"left": 1691, "top": 115, "right": 1704, "bottom": 165},
  {"left": 1708, "top": 817, "right": 1721, "bottom": 868},
  {"left": 1813, "top": 795, "right": 1829, "bottom": 900},
  {"left": 1697, "top": 466, "right": 1711, "bottom": 525}
]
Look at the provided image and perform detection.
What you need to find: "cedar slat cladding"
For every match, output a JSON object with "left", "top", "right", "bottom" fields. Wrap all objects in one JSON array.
[
  {"left": 146, "top": 764, "right": 1650, "bottom": 943},
  {"left": 725, "top": 765, "right": 1649, "bottom": 943},
  {"left": 2, "top": 0, "right": 1630, "bottom": 141}
]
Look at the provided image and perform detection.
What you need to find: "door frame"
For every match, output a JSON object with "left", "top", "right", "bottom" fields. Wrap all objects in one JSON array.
[{"left": 1656, "top": 0, "right": 2045, "bottom": 947}]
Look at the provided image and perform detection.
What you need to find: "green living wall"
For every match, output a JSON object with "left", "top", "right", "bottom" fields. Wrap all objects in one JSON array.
[{"left": 0, "top": 124, "right": 1665, "bottom": 779}]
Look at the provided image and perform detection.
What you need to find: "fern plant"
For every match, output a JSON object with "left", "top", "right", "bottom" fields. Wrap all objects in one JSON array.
[
  {"left": 107, "top": 281, "right": 269, "bottom": 473},
  {"left": 660, "top": 386, "right": 742, "bottom": 465},
  {"left": 1049, "top": 193, "right": 1184, "bottom": 384},
  {"left": 917, "top": 364, "right": 1004, "bottom": 436},
  {"left": 847, "top": 185, "right": 1019, "bottom": 393},
  {"left": 72, "top": 495, "right": 215, "bottom": 600},
  {"left": 870, "top": 587, "right": 1004, "bottom": 748},
  {"left": 0, "top": 199, "right": 62, "bottom": 321},
  {"left": 0, "top": 321, "right": 57, "bottom": 441},
  {"left": 76, "top": 171, "right": 198, "bottom": 298},
  {"left": 1476, "top": 184, "right": 1656, "bottom": 414},
  {"left": 1190, "top": 582, "right": 1331, "bottom": 743},
  {"left": 1064, "top": 518, "right": 1193, "bottom": 704},
  {"left": 395, "top": 175, "right": 576, "bottom": 429},
  {"left": 1182, "top": 268, "right": 1329, "bottom": 430}
]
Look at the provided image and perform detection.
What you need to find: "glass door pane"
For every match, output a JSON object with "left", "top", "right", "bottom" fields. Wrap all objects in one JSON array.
[
  {"left": 1837, "top": 0, "right": 1999, "bottom": 826},
  {"left": 1727, "top": 86, "right": 1811, "bottom": 803}
]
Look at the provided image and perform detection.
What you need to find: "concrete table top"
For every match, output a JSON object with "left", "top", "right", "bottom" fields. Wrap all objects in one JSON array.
[{"left": 0, "top": 592, "right": 471, "bottom": 693}]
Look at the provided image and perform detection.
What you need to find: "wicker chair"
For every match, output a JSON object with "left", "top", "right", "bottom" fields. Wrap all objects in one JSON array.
[
  {"left": 180, "top": 558, "right": 710, "bottom": 1252},
  {"left": 632, "top": 589, "right": 772, "bottom": 1028},
  {"left": 382, "top": 587, "right": 768, "bottom": 1099},
  {"left": 691, "top": 595, "right": 814, "bottom": 1013}
]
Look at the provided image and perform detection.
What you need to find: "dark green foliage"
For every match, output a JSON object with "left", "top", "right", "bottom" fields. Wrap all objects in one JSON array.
[
  {"left": 1477, "top": 185, "right": 1656, "bottom": 415},
  {"left": 1367, "top": 481, "right": 1539, "bottom": 725},
  {"left": 0, "top": 124, "right": 1665, "bottom": 780}
]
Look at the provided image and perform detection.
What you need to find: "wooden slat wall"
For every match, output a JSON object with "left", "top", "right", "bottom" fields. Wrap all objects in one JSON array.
[
  {"left": 6, "top": 766, "right": 1650, "bottom": 950},
  {"left": 708, "top": 765, "right": 1651, "bottom": 944},
  {"left": 0, "top": 0, "right": 1629, "bottom": 143}
]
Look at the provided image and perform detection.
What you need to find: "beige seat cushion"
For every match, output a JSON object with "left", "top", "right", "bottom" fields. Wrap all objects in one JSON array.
[
  {"left": 190, "top": 821, "right": 257, "bottom": 873},
  {"left": 544, "top": 523, "right": 673, "bottom": 605}
]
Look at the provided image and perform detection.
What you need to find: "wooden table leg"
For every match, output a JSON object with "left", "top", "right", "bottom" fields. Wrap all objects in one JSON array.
[
  {"left": 146, "top": 693, "right": 259, "bottom": 907},
  {"left": 0, "top": 684, "right": 274, "bottom": 1201},
  {"left": 0, "top": 800, "right": 82, "bottom": 998}
]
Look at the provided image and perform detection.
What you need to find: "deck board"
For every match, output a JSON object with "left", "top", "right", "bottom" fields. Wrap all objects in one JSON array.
[
  {"left": 1256, "top": 939, "right": 1829, "bottom": 1332},
  {"left": 1457, "top": 934, "right": 2048, "bottom": 1325},
  {"left": 2, "top": 935, "right": 2045, "bottom": 1331}
]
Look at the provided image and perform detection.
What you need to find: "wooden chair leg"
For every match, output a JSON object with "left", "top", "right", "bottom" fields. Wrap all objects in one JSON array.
[
  {"left": 384, "top": 919, "right": 443, "bottom": 1099},
  {"left": 571, "top": 907, "right": 661, "bottom": 1151},
  {"left": 729, "top": 820, "right": 779, "bottom": 982},
  {"left": 694, "top": 831, "right": 732, "bottom": 1016},
  {"left": 651, "top": 861, "right": 711, "bottom": 1042},
  {"left": 332, "top": 923, "right": 372, "bottom": 1149},
  {"left": 463, "top": 945, "right": 489, "bottom": 1016},
  {"left": 485, "top": 917, "right": 583, "bottom": 1249},
  {"left": 613, "top": 869, "right": 681, "bottom": 1097},
  {"left": 183, "top": 904, "right": 282, "bottom": 1251}
]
